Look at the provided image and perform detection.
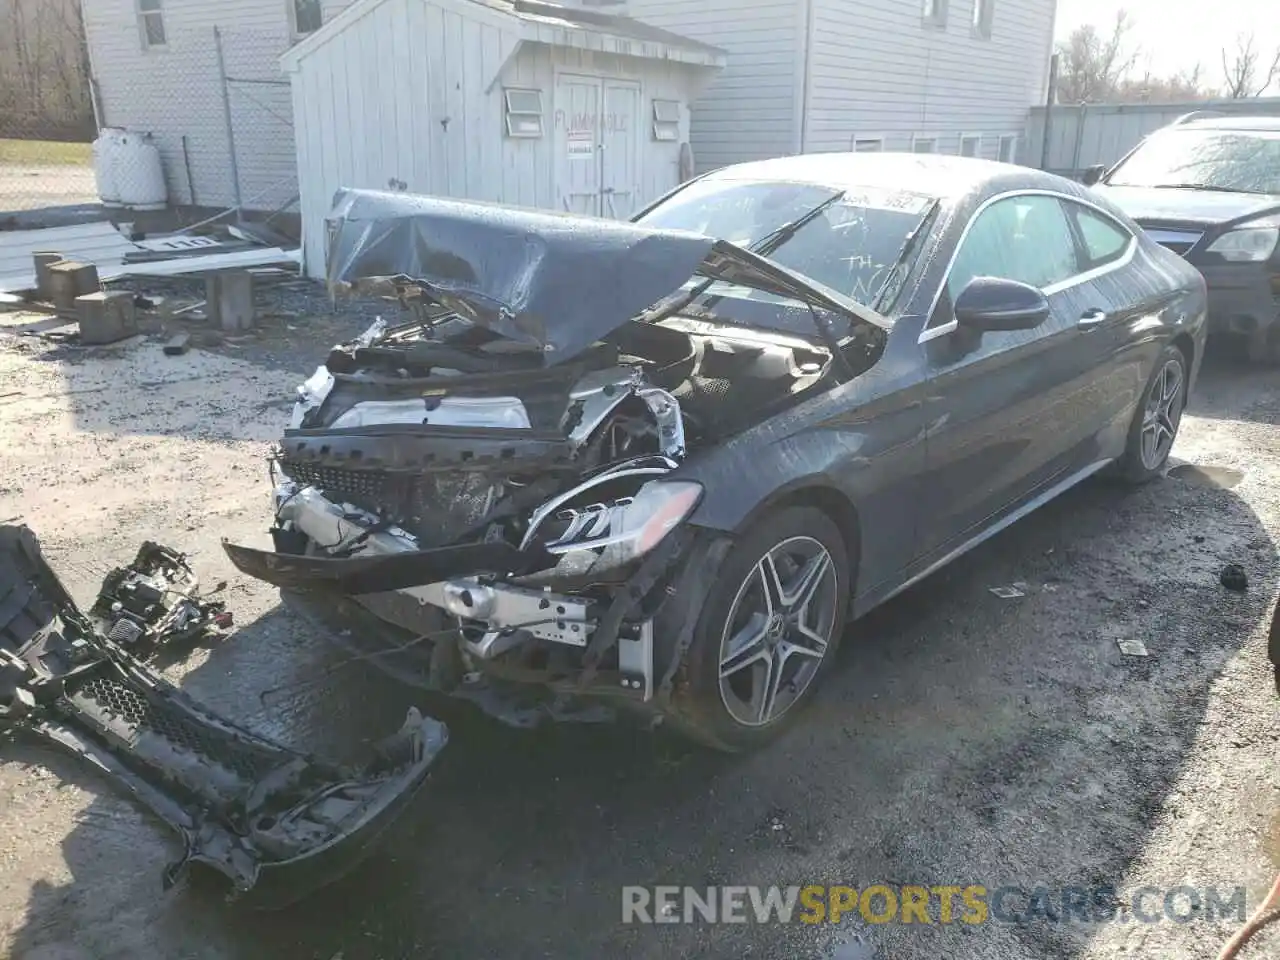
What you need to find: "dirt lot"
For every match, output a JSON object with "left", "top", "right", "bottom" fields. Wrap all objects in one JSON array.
[{"left": 0, "top": 311, "right": 1277, "bottom": 960}]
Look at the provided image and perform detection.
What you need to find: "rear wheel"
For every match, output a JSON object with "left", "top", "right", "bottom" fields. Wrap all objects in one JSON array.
[
  {"left": 1116, "top": 343, "right": 1187, "bottom": 484},
  {"left": 673, "top": 506, "right": 850, "bottom": 752}
]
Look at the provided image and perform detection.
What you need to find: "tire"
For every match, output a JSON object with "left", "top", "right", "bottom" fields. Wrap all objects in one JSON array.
[
  {"left": 672, "top": 506, "right": 851, "bottom": 752},
  {"left": 1246, "top": 326, "right": 1280, "bottom": 365},
  {"left": 1115, "top": 343, "right": 1188, "bottom": 484}
]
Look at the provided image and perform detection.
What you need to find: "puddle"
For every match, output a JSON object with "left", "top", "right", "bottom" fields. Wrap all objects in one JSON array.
[{"left": 1167, "top": 463, "right": 1245, "bottom": 490}]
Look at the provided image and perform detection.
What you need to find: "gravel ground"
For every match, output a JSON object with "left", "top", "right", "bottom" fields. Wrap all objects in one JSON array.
[{"left": 0, "top": 313, "right": 1276, "bottom": 960}]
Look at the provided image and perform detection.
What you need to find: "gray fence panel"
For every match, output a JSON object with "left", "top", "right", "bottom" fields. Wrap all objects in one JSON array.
[{"left": 1026, "top": 97, "right": 1280, "bottom": 179}]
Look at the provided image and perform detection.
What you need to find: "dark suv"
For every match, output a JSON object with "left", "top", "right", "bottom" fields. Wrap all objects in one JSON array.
[{"left": 1085, "top": 115, "right": 1280, "bottom": 362}]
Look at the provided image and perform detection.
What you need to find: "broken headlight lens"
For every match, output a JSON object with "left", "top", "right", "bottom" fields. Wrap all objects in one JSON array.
[{"left": 546, "top": 480, "right": 702, "bottom": 567}]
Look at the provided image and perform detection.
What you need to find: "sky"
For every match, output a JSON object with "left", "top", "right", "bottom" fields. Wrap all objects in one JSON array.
[{"left": 1055, "top": 0, "right": 1280, "bottom": 93}]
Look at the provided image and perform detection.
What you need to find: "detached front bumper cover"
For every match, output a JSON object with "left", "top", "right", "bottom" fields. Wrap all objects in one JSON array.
[{"left": 0, "top": 524, "right": 447, "bottom": 909}]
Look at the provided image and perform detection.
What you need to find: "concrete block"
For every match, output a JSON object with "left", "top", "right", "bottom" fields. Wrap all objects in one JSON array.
[
  {"left": 75, "top": 290, "right": 138, "bottom": 345},
  {"left": 33, "top": 252, "right": 63, "bottom": 298},
  {"left": 47, "top": 261, "right": 100, "bottom": 316},
  {"left": 205, "top": 270, "right": 255, "bottom": 332}
]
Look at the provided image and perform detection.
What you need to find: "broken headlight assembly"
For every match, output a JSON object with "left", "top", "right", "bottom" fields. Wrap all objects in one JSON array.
[{"left": 525, "top": 478, "right": 703, "bottom": 572}]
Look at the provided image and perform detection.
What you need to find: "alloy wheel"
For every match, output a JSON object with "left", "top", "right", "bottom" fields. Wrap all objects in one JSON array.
[
  {"left": 1140, "top": 358, "right": 1184, "bottom": 471},
  {"left": 717, "top": 535, "right": 840, "bottom": 727}
]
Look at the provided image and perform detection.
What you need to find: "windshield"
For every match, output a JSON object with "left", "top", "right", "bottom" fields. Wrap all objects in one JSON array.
[
  {"left": 635, "top": 178, "right": 935, "bottom": 307},
  {"left": 1106, "top": 128, "right": 1280, "bottom": 195}
]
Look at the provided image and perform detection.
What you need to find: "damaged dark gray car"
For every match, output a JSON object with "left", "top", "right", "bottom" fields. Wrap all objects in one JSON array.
[{"left": 227, "top": 155, "right": 1209, "bottom": 752}]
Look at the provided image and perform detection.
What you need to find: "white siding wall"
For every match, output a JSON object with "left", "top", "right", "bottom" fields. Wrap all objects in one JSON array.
[
  {"left": 81, "top": 0, "right": 338, "bottom": 210},
  {"left": 292, "top": 0, "right": 699, "bottom": 276},
  {"left": 804, "top": 0, "right": 1056, "bottom": 160},
  {"left": 624, "top": 0, "right": 799, "bottom": 171}
]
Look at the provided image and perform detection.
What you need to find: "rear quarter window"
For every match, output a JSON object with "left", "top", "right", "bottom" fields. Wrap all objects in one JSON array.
[{"left": 1067, "top": 202, "right": 1133, "bottom": 269}]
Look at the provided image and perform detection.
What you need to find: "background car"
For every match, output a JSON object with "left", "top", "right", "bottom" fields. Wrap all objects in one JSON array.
[
  {"left": 228, "top": 155, "right": 1209, "bottom": 751},
  {"left": 1084, "top": 115, "right": 1280, "bottom": 363}
]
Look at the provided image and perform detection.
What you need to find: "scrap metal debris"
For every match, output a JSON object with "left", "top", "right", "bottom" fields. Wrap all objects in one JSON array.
[
  {"left": 1116, "top": 636, "right": 1150, "bottom": 657},
  {"left": 88, "top": 541, "right": 226, "bottom": 653},
  {"left": 989, "top": 582, "right": 1029, "bottom": 599},
  {"left": 1219, "top": 563, "right": 1249, "bottom": 592},
  {"left": 0, "top": 524, "right": 448, "bottom": 908}
]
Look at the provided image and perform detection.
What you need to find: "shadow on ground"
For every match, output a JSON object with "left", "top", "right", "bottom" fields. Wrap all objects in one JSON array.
[
  {"left": 1188, "top": 342, "right": 1280, "bottom": 427},
  {"left": 6, "top": 438, "right": 1277, "bottom": 959}
]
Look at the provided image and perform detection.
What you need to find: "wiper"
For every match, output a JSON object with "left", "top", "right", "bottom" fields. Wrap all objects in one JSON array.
[
  {"left": 872, "top": 198, "right": 940, "bottom": 313},
  {"left": 1142, "top": 183, "right": 1264, "bottom": 195},
  {"left": 750, "top": 190, "right": 846, "bottom": 257},
  {"left": 643, "top": 191, "right": 847, "bottom": 319}
]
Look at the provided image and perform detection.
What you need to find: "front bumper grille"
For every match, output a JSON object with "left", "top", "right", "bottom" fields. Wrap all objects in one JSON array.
[{"left": 282, "top": 461, "right": 501, "bottom": 547}]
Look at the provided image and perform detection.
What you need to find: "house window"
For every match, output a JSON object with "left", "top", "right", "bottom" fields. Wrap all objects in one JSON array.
[
  {"left": 972, "top": 0, "right": 994, "bottom": 38},
  {"left": 290, "top": 0, "right": 323, "bottom": 36},
  {"left": 504, "top": 88, "right": 544, "bottom": 138},
  {"left": 958, "top": 134, "right": 982, "bottom": 157},
  {"left": 652, "top": 100, "right": 681, "bottom": 141},
  {"left": 912, "top": 136, "right": 937, "bottom": 154},
  {"left": 138, "top": 0, "right": 165, "bottom": 48},
  {"left": 922, "top": 0, "right": 947, "bottom": 27},
  {"left": 997, "top": 134, "right": 1018, "bottom": 163},
  {"left": 852, "top": 137, "right": 884, "bottom": 152}
]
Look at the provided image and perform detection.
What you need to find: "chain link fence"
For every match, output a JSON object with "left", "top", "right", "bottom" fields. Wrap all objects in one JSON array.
[
  {"left": 0, "top": 0, "right": 96, "bottom": 214},
  {"left": 1, "top": 15, "right": 299, "bottom": 225}
]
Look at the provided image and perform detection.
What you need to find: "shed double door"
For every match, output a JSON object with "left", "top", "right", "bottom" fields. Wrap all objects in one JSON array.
[{"left": 555, "top": 75, "right": 640, "bottom": 219}]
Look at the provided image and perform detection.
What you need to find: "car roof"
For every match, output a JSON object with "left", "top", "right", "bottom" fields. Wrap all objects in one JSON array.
[
  {"left": 1175, "top": 115, "right": 1280, "bottom": 132},
  {"left": 696, "top": 152, "right": 1042, "bottom": 203}
]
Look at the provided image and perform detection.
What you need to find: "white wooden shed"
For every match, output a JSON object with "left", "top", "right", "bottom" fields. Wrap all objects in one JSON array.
[{"left": 281, "top": 0, "right": 725, "bottom": 277}]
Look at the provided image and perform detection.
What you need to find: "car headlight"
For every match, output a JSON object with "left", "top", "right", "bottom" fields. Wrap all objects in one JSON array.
[
  {"left": 1206, "top": 226, "right": 1280, "bottom": 262},
  {"left": 543, "top": 480, "right": 703, "bottom": 568}
]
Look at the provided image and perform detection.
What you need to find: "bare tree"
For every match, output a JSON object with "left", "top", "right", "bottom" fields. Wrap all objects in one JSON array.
[
  {"left": 1221, "top": 33, "right": 1280, "bottom": 98},
  {"left": 1118, "top": 62, "right": 1216, "bottom": 103},
  {"left": 1055, "top": 10, "right": 1142, "bottom": 103},
  {"left": 0, "top": 0, "right": 92, "bottom": 136}
]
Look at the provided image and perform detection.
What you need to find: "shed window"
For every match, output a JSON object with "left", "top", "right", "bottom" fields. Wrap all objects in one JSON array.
[
  {"left": 652, "top": 100, "right": 680, "bottom": 141},
  {"left": 504, "top": 88, "right": 544, "bottom": 138},
  {"left": 291, "top": 0, "right": 323, "bottom": 36},
  {"left": 912, "top": 136, "right": 937, "bottom": 154},
  {"left": 972, "top": 0, "right": 994, "bottom": 38},
  {"left": 922, "top": 0, "right": 947, "bottom": 27},
  {"left": 852, "top": 137, "right": 884, "bottom": 153},
  {"left": 138, "top": 0, "right": 166, "bottom": 48},
  {"left": 998, "top": 134, "right": 1018, "bottom": 163},
  {"left": 958, "top": 134, "right": 981, "bottom": 157}
]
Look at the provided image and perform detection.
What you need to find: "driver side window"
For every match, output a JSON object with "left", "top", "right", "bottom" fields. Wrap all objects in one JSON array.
[{"left": 946, "top": 194, "right": 1079, "bottom": 302}]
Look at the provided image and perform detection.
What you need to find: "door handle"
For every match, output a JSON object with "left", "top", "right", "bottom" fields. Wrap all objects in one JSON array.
[{"left": 1078, "top": 308, "right": 1108, "bottom": 329}]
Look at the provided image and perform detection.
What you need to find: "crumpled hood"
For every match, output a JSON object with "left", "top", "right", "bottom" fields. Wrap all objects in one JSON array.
[
  {"left": 1096, "top": 184, "right": 1280, "bottom": 226},
  {"left": 325, "top": 189, "right": 886, "bottom": 365}
]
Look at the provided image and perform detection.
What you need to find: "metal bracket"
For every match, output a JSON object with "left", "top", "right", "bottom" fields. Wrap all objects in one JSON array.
[{"left": 617, "top": 619, "right": 654, "bottom": 700}]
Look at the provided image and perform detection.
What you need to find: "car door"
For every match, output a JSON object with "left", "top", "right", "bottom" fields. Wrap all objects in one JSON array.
[
  {"left": 913, "top": 192, "right": 1107, "bottom": 561},
  {"left": 1056, "top": 199, "right": 1164, "bottom": 452}
]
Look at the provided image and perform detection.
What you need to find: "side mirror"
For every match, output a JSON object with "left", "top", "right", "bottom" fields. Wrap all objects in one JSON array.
[
  {"left": 953, "top": 276, "right": 1050, "bottom": 333},
  {"left": 1080, "top": 164, "right": 1106, "bottom": 186}
]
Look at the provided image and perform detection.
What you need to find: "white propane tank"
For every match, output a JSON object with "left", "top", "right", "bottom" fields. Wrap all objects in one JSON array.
[
  {"left": 92, "top": 128, "right": 125, "bottom": 207},
  {"left": 115, "top": 131, "right": 168, "bottom": 211}
]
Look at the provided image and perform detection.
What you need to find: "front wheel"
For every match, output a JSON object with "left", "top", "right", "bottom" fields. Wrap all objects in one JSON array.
[
  {"left": 673, "top": 506, "right": 850, "bottom": 752},
  {"left": 1116, "top": 344, "right": 1187, "bottom": 484}
]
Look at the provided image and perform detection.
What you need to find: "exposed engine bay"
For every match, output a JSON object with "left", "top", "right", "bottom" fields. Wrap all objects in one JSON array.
[
  {"left": 0, "top": 526, "right": 446, "bottom": 908},
  {"left": 226, "top": 311, "right": 881, "bottom": 728}
]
